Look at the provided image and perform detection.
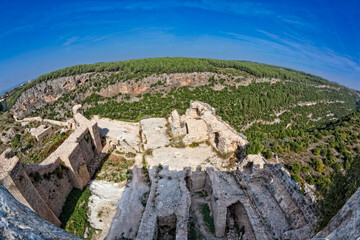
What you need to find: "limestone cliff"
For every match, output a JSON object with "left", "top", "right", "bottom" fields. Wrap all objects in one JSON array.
[
  {"left": 0, "top": 184, "right": 82, "bottom": 240},
  {"left": 11, "top": 73, "right": 93, "bottom": 119},
  {"left": 10, "top": 70, "right": 277, "bottom": 120}
]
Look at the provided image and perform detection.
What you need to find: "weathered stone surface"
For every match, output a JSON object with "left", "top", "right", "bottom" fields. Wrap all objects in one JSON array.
[
  {"left": 313, "top": 187, "right": 360, "bottom": 240},
  {"left": 30, "top": 125, "right": 52, "bottom": 141},
  {"left": 140, "top": 118, "right": 169, "bottom": 150},
  {"left": 106, "top": 167, "right": 150, "bottom": 239},
  {"left": 0, "top": 149, "right": 61, "bottom": 226},
  {"left": 168, "top": 101, "right": 249, "bottom": 155},
  {"left": 88, "top": 180, "right": 124, "bottom": 240},
  {"left": 136, "top": 167, "right": 191, "bottom": 240},
  {"left": 238, "top": 154, "right": 267, "bottom": 172},
  {"left": 94, "top": 116, "right": 141, "bottom": 153},
  {"left": 182, "top": 118, "right": 208, "bottom": 144},
  {"left": 0, "top": 184, "right": 82, "bottom": 240},
  {"left": 147, "top": 144, "right": 217, "bottom": 171}
]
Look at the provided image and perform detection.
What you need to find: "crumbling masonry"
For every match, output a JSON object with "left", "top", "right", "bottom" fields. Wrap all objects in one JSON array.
[
  {"left": 1, "top": 101, "right": 317, "bottom": 239},
  {"left": 106, "top": 101, "right": 317, "bottom": 240},
  {"left": 0, "top": 112, "right": 102, "bottom": 226}
]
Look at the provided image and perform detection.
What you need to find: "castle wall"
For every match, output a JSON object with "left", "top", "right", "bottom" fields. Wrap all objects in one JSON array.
[
  {"left": 136, "top": 167, "right": 190, "bottom": 240},
  {"left": 267, "top": 164, "right": 316, "bottom": 225},
  {"left": 168, "top": 101, "right": 249, "bottom": 155},
  {"left": 0, "top": 152, "right": 61, "bottom": 226},
  {"left": 30, "top": 166, "right": 73, "bottom": 217},
  {"left": 0, "top": 113, "right": 103, "bottom": 226},
  {"left": 187, "top": 168, "right": 207, "bottom": 191}
]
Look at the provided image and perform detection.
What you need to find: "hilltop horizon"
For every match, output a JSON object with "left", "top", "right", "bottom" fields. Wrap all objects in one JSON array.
[{"left": 0, "top": 1, "right": 359, "bottom": 91}]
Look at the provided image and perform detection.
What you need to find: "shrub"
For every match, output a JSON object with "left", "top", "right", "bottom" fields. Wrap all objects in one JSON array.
[
  {"left": 301, "top": 165, "right": 310, "bottom": 174},
  {"left": 312, "top": 147, "right": 321, "bottom": 156},
  {"left": 292, "top": 174, "right": 301, "bottom": 183},
  {"left": 313, "top": 157, "right": 325, "bottom": 172},
  {"left": 59, "top": 187, "right": 96, "bottom": 238},
  {"left": 291, "top": 163, "right": 301, "bottom": 175},
  {"left": 263, "top": 149, "right": 273, "bottom": 159},
  {"left": 189, "top": 142, "right": 200, "bottom": 148}
]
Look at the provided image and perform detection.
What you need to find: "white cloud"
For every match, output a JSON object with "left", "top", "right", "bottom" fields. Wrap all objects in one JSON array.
[{"left": 62, "top": 36, "right": 79, "bottom": 46}]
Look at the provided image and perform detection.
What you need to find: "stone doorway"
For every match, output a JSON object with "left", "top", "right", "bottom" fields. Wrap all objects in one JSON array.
[
  {"left": 156, "top": 214, "right": 177, "bottom": 240},
  {"left": 226, "top": 201, "right": 256, "bottom": 240}
]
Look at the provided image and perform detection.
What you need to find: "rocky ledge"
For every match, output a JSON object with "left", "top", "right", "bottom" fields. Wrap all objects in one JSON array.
[{"left": 0, "top": 184, "right": 81, "bottom": 240}]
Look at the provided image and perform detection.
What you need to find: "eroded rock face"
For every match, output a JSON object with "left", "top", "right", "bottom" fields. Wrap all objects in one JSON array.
[
  {"left": 313, "top": 187, "right": 360, "bottom": 240},
  {"left": 12, "top": 73, "right": 92, "bottom": 119},
  {"left": 11, "top": 71, "right": 278, "bottom": 120},
  {"left": 0, "top": 184, "right": 81, "bottom": 240},
  {"left": 88, "top": 180, "right": 125, "bottom": 240}
]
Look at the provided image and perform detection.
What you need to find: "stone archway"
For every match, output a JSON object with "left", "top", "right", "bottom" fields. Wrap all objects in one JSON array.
[{"left": 226, "top": 201, "right": 256, "bottom": 240}]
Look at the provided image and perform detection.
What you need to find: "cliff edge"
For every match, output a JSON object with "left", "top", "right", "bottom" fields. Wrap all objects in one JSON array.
[{"left": 0, "top": 184, "right": 82, "bottom": 240}]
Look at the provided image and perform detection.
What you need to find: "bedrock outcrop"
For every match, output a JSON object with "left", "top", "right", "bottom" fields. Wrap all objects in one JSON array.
[
  {"left": 11, "top": 70, "right": 279, "bottom": 120},
  {"left": 12, "top": 73, "right": 93, "bottom": 119},
  {"left": 313, "top": 187, "right": 360, "bottom": 240},
  {"left": 0, "top": 184, "right": 81, "bottom": 240}
]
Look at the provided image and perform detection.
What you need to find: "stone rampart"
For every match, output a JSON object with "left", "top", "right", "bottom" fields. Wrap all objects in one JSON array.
[
  {"left": 0, "top": 149, "right": 61, "bottom": 226},
  {"left": 0, "top": 113, "right": 103, "bottom": 226},
  {"left": 267, "top": 164, "right": 317, "bottom": 224}
]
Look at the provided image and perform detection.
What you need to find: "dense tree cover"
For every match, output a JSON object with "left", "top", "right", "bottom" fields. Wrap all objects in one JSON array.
[
  {"left": 6, "top": 57, "right": 341, "bottom": 108},
  {"left": 82, "top": 82, "right": 356, "bottom": 130}
]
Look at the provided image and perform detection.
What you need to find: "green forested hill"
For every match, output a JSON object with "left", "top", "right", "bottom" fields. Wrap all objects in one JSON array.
[
  {"left": 6, "top": 58, "right": 359, "bottom": 144},
  {"left": 5, "top": 57, "right": 344, "bottom": 108}
]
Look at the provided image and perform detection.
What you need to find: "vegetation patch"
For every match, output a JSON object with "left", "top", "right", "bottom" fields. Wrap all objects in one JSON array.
[
  {"left": 59, "top": 187, "right": 96, "bottom": 239},
  {"left": 195, "top": 190, "right": 208, "bottom": 198},
  {"left": 170, "top": 135, "right": 186, "bottom": 148},
  {"left": 0, "top": 111, "right": 73, "bottom": 164},
  {"left": 189, "top": 142, "right": 200, "bottom": 148},
  {"left": 95, "top": 153, "right": 134, "bottom": 184},
  {"left": 316, "top": 155, "right": 360, "bottom": 230},
  {"left": 188, "top": 217, "right": 203, "bottom": 240},
  {"left": 201, "top": 203, "right": 215, "bottom": 234}
]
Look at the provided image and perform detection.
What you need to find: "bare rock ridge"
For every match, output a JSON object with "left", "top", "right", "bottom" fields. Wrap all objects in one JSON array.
[
  {"left": 313, "top": 187, "right": 360, "bottom": 239},
  {"left": 12, "top": 73, "right": 94, "bottom": 119},
  {"left": 11, "top": 71, "right": 279, "bottom": 120},
  {"left": 0, "top": 184, "right": 82, "bottom": 240}
]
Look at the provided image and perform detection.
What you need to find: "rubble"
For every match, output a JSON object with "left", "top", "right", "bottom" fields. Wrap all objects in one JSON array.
[{"left": 30, "top": 125, "right": 52, "bottom": 141}]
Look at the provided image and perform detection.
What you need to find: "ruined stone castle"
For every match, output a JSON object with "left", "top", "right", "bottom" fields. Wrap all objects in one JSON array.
[
  {"left": 0, "top": 101, "right": 325, "bottom": 239},
  {"left": 105, "top": 102, "right": 317, "bottom": 240}
]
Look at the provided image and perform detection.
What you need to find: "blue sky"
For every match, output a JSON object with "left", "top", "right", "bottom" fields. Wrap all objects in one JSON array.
[{"left": 0, "top": 0, "right": 359, "bottom": 93}]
